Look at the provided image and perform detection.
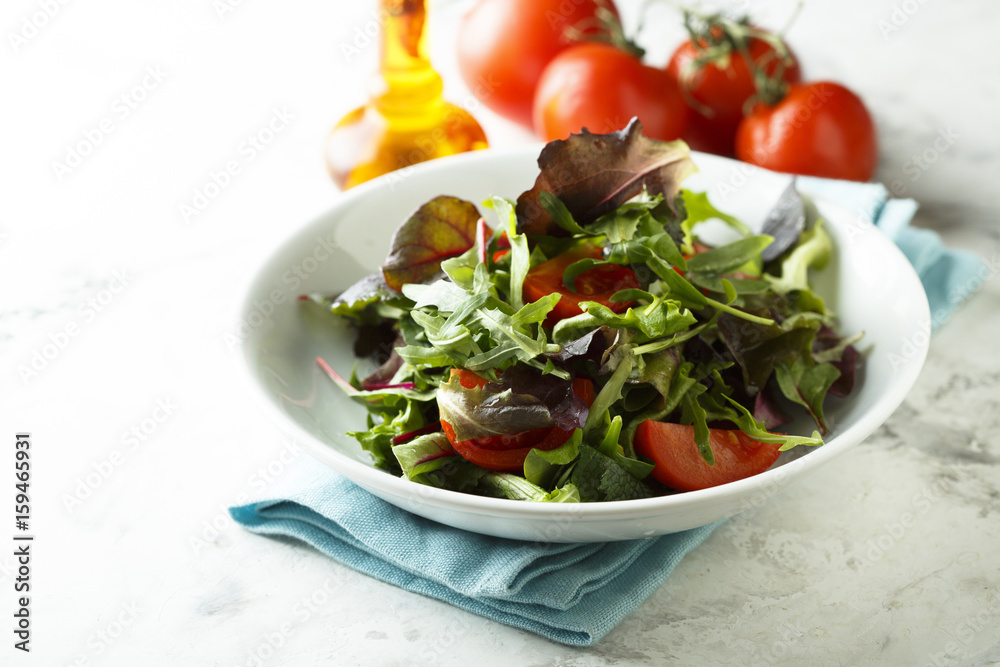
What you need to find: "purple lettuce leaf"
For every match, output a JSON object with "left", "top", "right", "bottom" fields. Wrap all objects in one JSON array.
[{"left": 514, "top": 118, "right": 696, "bottom": 236}]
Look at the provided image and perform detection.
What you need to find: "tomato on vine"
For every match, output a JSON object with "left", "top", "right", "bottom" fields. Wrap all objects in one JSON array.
[
  {"left": 666, "top": 12, "right": 801, "bottom": 156},
  {"left": 736, "top": 81, "right": 878, "bottom": 181},
  {"left": 457, "top": 0, "right": 620, "bottom": 128}
]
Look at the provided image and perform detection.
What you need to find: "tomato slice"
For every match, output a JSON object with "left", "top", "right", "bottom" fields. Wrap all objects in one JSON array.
[
  {"left": 523, "top": 243, "right": 640, "bottom": 326},
  {"left": 634, "top": 421, "right": 782, "bottom": 491},
  {"left": 441, "top": 370, "right": 595, "bottom": 472}
]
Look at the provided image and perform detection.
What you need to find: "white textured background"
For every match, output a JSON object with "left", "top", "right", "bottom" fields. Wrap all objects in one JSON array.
[{"left": 1, "top": 0, "right": 998, "bottom": 665}]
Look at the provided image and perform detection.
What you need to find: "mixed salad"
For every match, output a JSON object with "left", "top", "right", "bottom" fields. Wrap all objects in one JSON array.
[{"left": 308, "top": 120, "right": 861, "bottom": 503}]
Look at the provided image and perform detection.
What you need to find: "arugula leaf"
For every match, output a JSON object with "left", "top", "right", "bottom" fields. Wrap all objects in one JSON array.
[
  {"left": 587, "top": 204, "right": 644, "bottom": 243},
  {"left": 402, "top": 279, "right": 469, "bottom": 313},
  {"left": 686, "top": 235, "right": 774, "bottom": 276},
  {"left": 562, "top": 258, "right": 607, "bottom": 293},
  {"left": 539, "top": 191, "right": 589, "bottom": 235},
  {"left": 486, "top": 197, "right": 530, "bottom": 310},
  {"left": 680, "top": 189, "right": 752, "bottom": 252},
  {"left": 515, "top": 118, "right": 696, "bottom": 236},
  {"left": 381, "top": 196, "right": 481, "bottom": 291},
  {"left": 478, "top": 472, "right": 581, "bottom": 502},
  {"left": 724, "top": 396, "right": 824, "bottom": 451},
  {"left": 439, "top": 245, "right": 481, "bottom": 291},
  {"left": 680, "top": 388, "right": 714, "bottom": 465},
  {"left": 690, "top": 275, "right": 771, "bottom": 294},
  {"left": 774, "top": 358, "right": 841, "bottom": 434},
  {"left": 596, "top": 414, "right": 654, "bottom": 480},
  {"left": 573, "top": 299, "right": 697, "bottom": 342},
  {"left": 584, "top": 355, "right": 633, "bottom": 436}
]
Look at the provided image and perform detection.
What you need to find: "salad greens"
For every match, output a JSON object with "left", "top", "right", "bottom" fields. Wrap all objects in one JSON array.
[{"left": 307, "top": 119, "right": 861, "bottom": 503}]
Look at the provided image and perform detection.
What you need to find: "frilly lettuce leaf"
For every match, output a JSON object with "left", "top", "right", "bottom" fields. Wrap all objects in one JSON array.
[{"left": 515, "top": 118, "right": 695, "bottom": 236}]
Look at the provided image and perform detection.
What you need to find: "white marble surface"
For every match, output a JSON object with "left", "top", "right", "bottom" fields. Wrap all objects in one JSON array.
[{"left": 2, "top": 0, "right": 999, "bottom": 665}]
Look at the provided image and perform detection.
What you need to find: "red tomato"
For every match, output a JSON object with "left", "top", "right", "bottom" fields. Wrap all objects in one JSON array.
[
  {"left": 533, "top": 42, "right": 689, "bottom": 142},
  {"left": 735, "top": 81, "right": 878, "bottom": 182},
  {"left": 666, "top": 34, "right": 801, "bottom": 156},
  {"left": 634, "top": 421, "right": 782, "bottom": 491},
  {"left": 523, "top": 243, "right": 641, "bottom": 326},
  {"left": 457, "top": 0, "right": 619, "bottom": 128},
  {"left": 441, "top": 370, "right": 595, "bottom": 472}
]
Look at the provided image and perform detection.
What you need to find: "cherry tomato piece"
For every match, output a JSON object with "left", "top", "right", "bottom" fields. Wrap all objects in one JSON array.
[
  {"left": 523, "top": 243, "right": 641, "bottom": 326},
  {"left": 634, "top": 421, "right": 782, "bottom": 491}
]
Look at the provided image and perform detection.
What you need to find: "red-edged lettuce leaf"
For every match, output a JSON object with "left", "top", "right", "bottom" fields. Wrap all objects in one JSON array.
[
  {"left": 515, "top": 118, "right": 696, "bottom": 236},
  {"left": 381, "top": 196, "right": 480, "bottom": 291},
  {"left": 360, "top": 337, "right": 405, "bottom": 390},
  {"left": 436, "top": 367, "right": 588, "bottom": 442}
]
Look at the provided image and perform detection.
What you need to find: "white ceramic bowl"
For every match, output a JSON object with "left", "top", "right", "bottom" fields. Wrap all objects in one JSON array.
[{"left": 237, "top": 147, "right": 930, "bottom": 543}]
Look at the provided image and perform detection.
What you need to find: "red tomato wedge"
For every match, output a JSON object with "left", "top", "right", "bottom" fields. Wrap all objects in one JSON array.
[
  {"left": 634, "top": 421, "right": 782, "bottom": 491},
  {"left": 523, "top": 243, "right": 640, "bottom": 326},
  {"left": 441, "top": 369, "right": 595, "bottom": 472}
]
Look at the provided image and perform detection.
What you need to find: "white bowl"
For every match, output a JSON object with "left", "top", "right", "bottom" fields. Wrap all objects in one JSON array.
[{"left": 237, "top": 147, "right": 930, "bottom": 543}]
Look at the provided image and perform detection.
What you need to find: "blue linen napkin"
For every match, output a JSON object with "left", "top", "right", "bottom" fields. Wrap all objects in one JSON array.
[
  {"left": 798, "top": 177, "right": 986, "bottom": 328},
  {"left": 231, "top": 178, "right": 987, "bottom": 646},
  {"left": 231, "top": 456, "right": 719, "bottom": 646}
]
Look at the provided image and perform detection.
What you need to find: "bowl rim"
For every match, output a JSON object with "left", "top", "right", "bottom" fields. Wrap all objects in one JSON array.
[{"left": 236, "top": 145, "right": 932, "bottom": 520}]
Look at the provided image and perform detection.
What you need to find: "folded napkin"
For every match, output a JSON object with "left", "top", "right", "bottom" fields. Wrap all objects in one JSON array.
[
  {"left": 231, "top": 177, "right": 987, "bottom": 646},
  {"left": 798, "top": 177, "right": 986, "bottom": 327},
  {"left": 231, "top": 457, "right": 719, "bottom": 645}
]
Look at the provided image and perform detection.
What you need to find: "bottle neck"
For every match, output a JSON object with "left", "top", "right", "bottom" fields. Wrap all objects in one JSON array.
[{"left": 374, "top": 0, "right": 443, "bottom": 112}]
